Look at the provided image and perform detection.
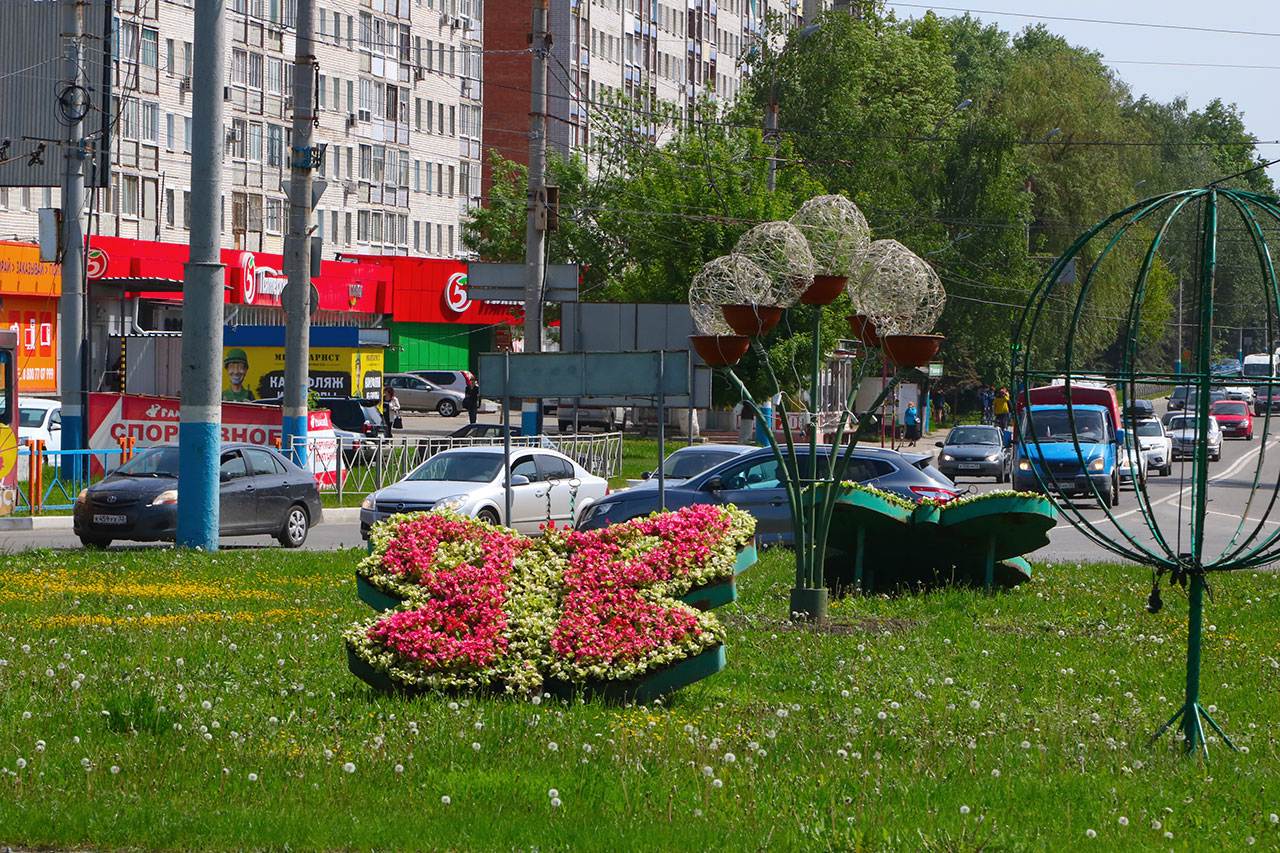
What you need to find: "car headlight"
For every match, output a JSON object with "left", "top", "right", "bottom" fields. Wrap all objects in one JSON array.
[
  {"left": 986, "top": 452, "right": 1002, "bottom": 462},
  {"left": 76, "top": 488, "right": 88, "bottom": 503},
  {"left": 1017, "top": 460, "right": 1031, "bottom": 471},
  {"left": 150, "top": 489, "right": 178, "bottom": 506},
  {"left": 361, "top": 496, "right": 374, "bottom": 510},
  {"left": 1089, "top": 457, "right": 1105, "bottom": 472},
  {"left": 941, "top": 453, "right": 954, "bottom": 462},
  {"left": 434, "top": 494, "right": 469, "bottom": 512}
]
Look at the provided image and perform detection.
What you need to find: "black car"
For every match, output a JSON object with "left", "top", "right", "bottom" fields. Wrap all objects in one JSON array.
[
  {"left": 576, "top": 445, "right": 958, "bottom": 545},
  {"left": 935, "top": 425, "right": 1011, "bottom": 482},
  {"left": 74, "top": 443, "right": 324, "bottom": 549},
  {"left": 449, "top": 423, "right": 509, "bottom": 439},
  {"left": 253, "top": 395, "right": 386, "bottom": 438}
]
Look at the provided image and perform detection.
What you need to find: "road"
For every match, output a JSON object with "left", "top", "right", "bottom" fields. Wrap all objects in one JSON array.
[{"left": 5, "top": 407, "right": 1278, "bottom": 565}]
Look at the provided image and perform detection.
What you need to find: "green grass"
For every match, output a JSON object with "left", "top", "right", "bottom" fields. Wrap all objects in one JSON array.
[{"left": 2, "top": 548, "right": 1280, "bottom": 849}]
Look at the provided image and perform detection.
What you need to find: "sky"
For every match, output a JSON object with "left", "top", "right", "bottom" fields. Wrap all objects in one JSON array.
[{"left": 886, "top": 1, "right": 1280, "bottom": 179}]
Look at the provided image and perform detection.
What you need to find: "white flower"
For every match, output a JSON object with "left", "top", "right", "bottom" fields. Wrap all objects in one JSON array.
[
  {"left": 943, "top": 677, "right": 954, "bottom": 686},
  {"left": 323, "top": 749, "right": 334, "bottom": 760},
  {"left": 228, "top": 643, "right": 237, "bottom": 652},
  {"left": 836, "top": 749, "right": 848, "bottom": 759},
  {"left": 248, "top": 772, "right": 259, "bottom": 782},
  {"left": 471, "top": 742, "right": 481, "bottom": 751},
  {"left": 71, "top": 681, "right": 81, "bottom": 690},
  {"left": 969, "top": 700, "right": 981, "bottom": 710},
  {"left": 959, "top": 805, "right": 970, "bottom": 815},
  {"left": 1117, "top": 816, "right": 1128, "bottom": 827},
  {"left": 441, "top": 795, "right": 451, "bottom": 805},
  {"left": 80, "top": 758, "right": 90, "bottom": 768},
  {"left": 394, "top": 764, "right": 404, "bottom": 774},
  {"left": 550, "top": 797, "right": 562, "bottom": 808},
  {"left": 201, "top": 700, "right": 212, "bottom": 711},
  {"left": 776, "top": 708, "right": 788, "bottom": 718},
  {"left": 1270, "top": 814, "right": 1279, "bottom": 825},
  {"left": 547, "top": 788, "right": 559, "bottom": 798},
  {"left": 1085, "top": 829, "right": 1096, "bottom": 839},
  {"left": 723, "top": 752, "right": 736, "bottom": 764},
  {"left": 1247, "top": 837, "right": 1256, "bottom": 846},
  {"left": 34, "top": 741, "right": 44, "bottom": 752},
  {"left": 547, "top": 741, "right": 558, "bottom": 752},
  {"left": 1151, "top": 820, "right": 1161, "bottom": 830},
  {"left": 21, "top": 711, "right": 31, "bottom": 720},
  {"left": 110, "top": 765, "right": 120, "bottom": 775},
  {"left": 448, "top": 701, "right": 459, "bottom": 711},
  {"left": 342, "top": 762, "right": 356, "bottom": 774},
  {"left": 1164, "top": 832, "right": 1174, "bottom": 840},
  {"left": 702, "top": 765, "right": 714, "bottom": 777},
  {"left": 15, "top": 758, "right": 26, "bottom": 769},
  {"left": 1021, "top": 741, "right": 1031, "bottom": 750},
  {"left": 711, "top": 779, "right": 723, "bottom": 788},
  {"left": 991, "top": 769, "right": 1000, "bottom": 778}
]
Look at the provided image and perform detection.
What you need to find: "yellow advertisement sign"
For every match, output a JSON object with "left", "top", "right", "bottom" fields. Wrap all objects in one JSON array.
[{"left": 221, "top": 346, "right": 384, "bottom": 402}]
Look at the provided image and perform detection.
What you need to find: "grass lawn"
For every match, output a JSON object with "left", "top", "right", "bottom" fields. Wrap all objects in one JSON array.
[{"left": 2, "top": 547, "right": 1280, "bottom": 849}]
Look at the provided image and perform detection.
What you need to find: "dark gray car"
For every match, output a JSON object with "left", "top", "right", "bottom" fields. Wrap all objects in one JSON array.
[
  {"left": 576, "top": 445, "right": 958, "bottom": 545},
  {"left": 936, "top": 425, "right": 1011, "bottom": 482}
]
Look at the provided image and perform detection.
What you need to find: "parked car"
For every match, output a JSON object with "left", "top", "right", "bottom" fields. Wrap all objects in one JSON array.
[
  {"left": 256, "top": 395, "right": 387, "bottom": 438},
  {"left": 73, "top": 443, "right": 323, "bottom": 548},
  {"left": 1210, "top": 399, "right": 1254, "bottom": 439},
  {"left": 408, "top": 370, "right": 475, "bottom": 396},
  {"left": 1224, "top": 385, "right": 1256, "bottom": 405},
  {"left": 359, "top": 446, "right": 608, "bottom": 537},
  {"left": 1168, "top": 385, "right": 1193, "bottom": 412},
  {"left": 576, "top": 445, "right": 958, "bottom": 545},
  {"left": 18, "top": 397, "right": 61, "bottom": 452},
  {"left": 384, "top": 373, "right": 465, "bottom": 417},
  {"left": 1254, "top": 386, "right": 1280, "bottom": 416},
  {"left": 1117, "top": 432, "right": 1148, "bottom": 490},
  {"left": 1166, "top": 414, "right": 1222, "bottom": 461},
  {"left": 1133, "top": 417, "right": 1172, "bottom": 476},
  {"left": 446, "top": 422, "right": 556, "bottom": 448},
  {"left": 625, "top": 443, "right": 754, "bottom": 488},
  {"left": 935, "top": 424, "right": 1011, "bottom": 483},
  {"left": 556, "top": 401, "right": 629, "bottom": 433}
]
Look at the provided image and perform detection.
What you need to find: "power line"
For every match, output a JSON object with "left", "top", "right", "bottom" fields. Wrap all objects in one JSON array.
[
  {"left": 891, "top": 3, "right": 1280, "bottom": 39},
  {"left": 1106, "top": 59, "right": 1280, "bottom": 71}
]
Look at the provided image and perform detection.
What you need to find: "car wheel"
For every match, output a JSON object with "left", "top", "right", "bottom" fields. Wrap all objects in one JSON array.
[
  {"left": 1110, "top": 476, "right": 1120, "bottom": 507},
  {"left": 278, "top": 504, "right": 309, "bottom": 548},
  {"left": 995, "top": 466, "right": 1006, "bottom": 484},
  {"left": 437, "top": 399, "right": 459, "bottom": 418},
  {"left": 79, "top": 535, "right": 111, "bottom": 549},
  {"left": 1161, "top": 465, "right": 1172, "bottom": 476},
  {"left": 476, "top": 507, "right": 500, "bottom": 526}
]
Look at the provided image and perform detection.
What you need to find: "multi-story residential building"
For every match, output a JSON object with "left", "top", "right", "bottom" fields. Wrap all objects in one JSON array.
[
  {"left": 0, "top": 0, "right": 483, "bottom": 261},
  {"left": 481, "top": 0, "right": 804, "bottom": 193}
]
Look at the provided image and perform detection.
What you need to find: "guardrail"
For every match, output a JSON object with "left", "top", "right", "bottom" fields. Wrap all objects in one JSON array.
[
  {"left": 14, "top": 443, "right": 131, "bottom": 515},
  {"left": 291, "top": 432, "right": 625, "bottom": 499}
]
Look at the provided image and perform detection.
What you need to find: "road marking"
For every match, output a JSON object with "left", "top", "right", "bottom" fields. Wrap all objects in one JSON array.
[
  {"left": 1207, "top": 509, "right": 1280, "bottom": 527},
  {"left": 1112, "top": 436, "right": 1280, "bottom": 521}
]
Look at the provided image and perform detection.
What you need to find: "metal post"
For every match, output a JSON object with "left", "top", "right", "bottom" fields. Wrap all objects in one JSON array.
[
  {"left": 1175, "top": 275, "right": 1183, "bottom": 375},
  {"left": 58, "top": 0, "right": 87, "bottom": 474},
  {"left": 1182, "top": 571, "right": 1206, "bottom": 753},
  {"left": 282, "top": 0, "right": 316, "bottom": 466},
  {"left": 503, "top": 352, "right": 513, "bottom": 524},
  {"left": 657, "top": 351, "right": 666, "bottom": 511},
  {"left": 176, "top": 0, "right": 227, "bottom": 550},
  {"left": 687, "top": 355, "right": 695, "bottom": 446},
  {"left": 765, "top": 93, "right": 779, "bottom": 193},
  {"left": 522, "top": 0, "right": 550, "bottom": 437}
]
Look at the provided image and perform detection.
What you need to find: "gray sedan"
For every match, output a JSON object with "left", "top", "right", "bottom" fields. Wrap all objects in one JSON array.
[
  {"left": 935, "top": 425, "right": 1011, "bottom": 482},
  {"left": 384, "top": 373, "right": 466, "bottom": 417}
]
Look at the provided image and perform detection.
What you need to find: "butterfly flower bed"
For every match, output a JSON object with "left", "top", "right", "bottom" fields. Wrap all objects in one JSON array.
[{"left": 344, "top": 505, "right": 756, "bottom": 697}]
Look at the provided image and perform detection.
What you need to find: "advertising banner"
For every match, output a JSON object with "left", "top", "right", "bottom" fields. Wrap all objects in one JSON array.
[
  {"left": 87, "top": 393, "right": 340, "bottom": 485},
  {"left": 3, "top": 296, "right": 57, "bottom": 393},
  {"left": 220, "top": 346, "right": 384, "bottom": 402}
]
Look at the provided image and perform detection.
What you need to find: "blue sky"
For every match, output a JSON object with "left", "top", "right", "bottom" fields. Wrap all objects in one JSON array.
[{"left": 886, "top": 1, "right": 1280, "bottom": 179}]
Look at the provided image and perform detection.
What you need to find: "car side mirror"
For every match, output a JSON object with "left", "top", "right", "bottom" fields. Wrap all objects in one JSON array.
[
  {"left": 220, "top": 471, "right": 232, "bottom": 483},
  {"left": 50, "top": 423, "right": 61, "bottom": 431},
  {"left": 508, "top": 474, "right": 530, "bottom": 486},
  {"left": 1115, "top": 428, "right": 1126, "bottom": 446},
  {"left": 934, "top": 441, "right": 944, "bottom": 448},
  {"left": 703, "top": 476, "right": 723, "bottom": 492},
  {"left": 641, "top": 470, "right": 653, "bottom": 479}
]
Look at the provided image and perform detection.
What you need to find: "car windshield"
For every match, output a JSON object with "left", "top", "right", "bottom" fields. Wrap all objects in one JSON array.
[
  {"left": 1213, "top": 402, "right": 1248, "bottom": 415},
  {"left": 18, "top": 408, "right": 47, "bottom": 428},
  {"left": 947, "top": 427, "right": 1000, "bottom": 446},
  {"left": 1171, "top": 387, "right": 1192, "bottom": 399},
  {"left": 113, "top": 447, "right": 182, "bottom": 477},
  {"left": 407, "top": 452, "right": 503, "bottom": 483},
  {"left": 1136, "top": 421, "right": 1163, "bottom": 437},
  {"left": 663, "top": 450, "right": 739, "bottom": 478},
  {"left": 1243, "top": 363, "right": 1274, "bottom": 377},
  {"left": 1167, "top": 416, "right": 1202, "bottom": 432},
  {"left": 1023, "top": 409, "right": 1108, "bottom": 443}
]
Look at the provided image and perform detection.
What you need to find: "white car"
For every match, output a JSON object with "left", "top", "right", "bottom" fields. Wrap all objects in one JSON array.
[
  {"left": 1133, "top": 417, "right": 1172, "bottom": 476},
  {"left": 624, "top": 443, "right": 754, "bottom": 488},
  {"left": 359, "top": 446, "right": 608, "bottom": 537},
  {"left": 1117, "top": 433, "right": 1148, "bottom": 490},
  {"left": 1225, "top": 385, "right": 1256, "bottom": 405},
  {"left": 1167, "top": 414, "right": 1222, "bottom": 462},
  {"left": 19, "top": 397, "right": 61, "bottom": 452}
]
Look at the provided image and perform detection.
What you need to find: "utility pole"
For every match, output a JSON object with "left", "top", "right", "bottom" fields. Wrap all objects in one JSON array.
[
  {"left": 521, "top": 0, "right": 550, "bottom": 436},
  {"left": 282, "top": 0, "right": 317, "bottom": 465},
  {"left": 764, "top": 90, "right": 779, "bottom": 193},
  {"left": 58, "top": 0, "right": 87, "bottom": 473},
  {"left": 1175, "top": 276, "right": 1183, "bottom": 375},
  {"left": 176, "top": 0, "right": 227, "bottom": 550}
]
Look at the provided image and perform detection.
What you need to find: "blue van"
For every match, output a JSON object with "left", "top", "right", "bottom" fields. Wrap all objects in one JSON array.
[{"left": 1013, "top": 402, "right": 1123, "bottom": 507}]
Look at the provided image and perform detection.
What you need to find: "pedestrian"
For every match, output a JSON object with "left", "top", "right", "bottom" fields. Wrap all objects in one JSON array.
[
  {"left": 994, "top": 387, "right": 1011, "bottom": 431},
  {"left": 980, "top": 384, "right": 995, "bottom": 425},
  {"left": 382, "top": 386, "right": 401, "bottom": 437},
  {"left": 941, "top": 398, "right": 952, "bottom": 427},
  {"left": 904, "top": 400, "right": 920, "bottom": 446},
  {"left": 463, "top": 377, "right": 480, "bottom": 425}
]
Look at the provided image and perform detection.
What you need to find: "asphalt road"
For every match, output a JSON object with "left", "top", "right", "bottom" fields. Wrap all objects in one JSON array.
[{"left": 6, "top": 407, "right": 1278, "bottom": 565}]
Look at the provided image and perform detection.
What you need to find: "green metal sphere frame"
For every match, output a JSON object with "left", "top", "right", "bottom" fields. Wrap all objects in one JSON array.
[{"left": 1013, "top": 185, "right": 1280, "bottom": 757}]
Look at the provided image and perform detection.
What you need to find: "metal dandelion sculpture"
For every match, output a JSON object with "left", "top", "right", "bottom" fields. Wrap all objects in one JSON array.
[{"left": 1013, "top": 185, "right": 1280, "bottom": 757}]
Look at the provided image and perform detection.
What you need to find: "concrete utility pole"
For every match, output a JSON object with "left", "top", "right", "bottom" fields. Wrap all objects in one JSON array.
[
  {"left": 282, "top": 0, "right": 317, "bottom": 465},
  {"left": 521, "top": 0, "right": 550, "bottom": 436},
  {"left": 764, "top": 94, "right": 779, "bottom": 193},
  {"left": 176, "top": 0, "right": 227, "bottom": 549},
  {"left": 58, "top": 0, "right": 87, "bottom": 471}
]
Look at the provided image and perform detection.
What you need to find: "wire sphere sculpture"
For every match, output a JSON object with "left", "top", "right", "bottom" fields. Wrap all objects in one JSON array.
[
  {"left": 733, "top": 221, "right": 815, "bottom": 307},
  {"left": 789, "top": 194, "right": 871, "bottom": 277},
  {"left": 689, "top": 253, "right": 772, "bottom": 335},
  {"left": 1013, "top": 186, "right": 1280, "bottom": 755},
  {"left": 849, "top": 239, "right": 946, "bottom": 334}
]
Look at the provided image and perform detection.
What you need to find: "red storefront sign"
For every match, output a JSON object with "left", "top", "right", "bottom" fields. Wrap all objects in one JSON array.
[
  {"left": 85, "top": 236, "right": 392, "bottom": 314},
  {"left": 347, "top": 255, "right": 519, "bottom": 325}
]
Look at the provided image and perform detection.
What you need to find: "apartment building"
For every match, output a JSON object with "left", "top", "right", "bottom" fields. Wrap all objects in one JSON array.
[
  {"left": 482, "top": 0, "right": 804, "bottom": 192},
  {"left": 0, "top": 0, "right": 483, "bottom": 260}
]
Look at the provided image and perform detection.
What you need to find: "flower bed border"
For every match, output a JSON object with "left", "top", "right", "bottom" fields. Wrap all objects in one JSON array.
[{"left": 545, "top": 643, "right": 726, "bottom": 704}]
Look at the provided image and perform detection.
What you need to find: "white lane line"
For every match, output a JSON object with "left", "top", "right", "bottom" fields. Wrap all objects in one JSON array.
[
  {"left": 1207, "top": 509, "right": 1280, "bottom": 527},
  {"left": 1111, "top": 436, "right": 1280, "bottom": 521}
]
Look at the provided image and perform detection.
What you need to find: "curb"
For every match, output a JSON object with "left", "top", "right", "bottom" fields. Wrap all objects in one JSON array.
[
  {"left": 324, "top": 507, "right": 362, "bottom": 522},
  {"left": 0, "top": 515, "right": 74, "bottom": 531}
]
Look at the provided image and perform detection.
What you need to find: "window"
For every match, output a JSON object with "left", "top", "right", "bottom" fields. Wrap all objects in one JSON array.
[
  {"left": 267, "top": 124, "right": 283, "bottom": 166},
  {"left": 425, "top": 39, "right": 433, "bottom": 71},
  {"left": 183, "top": 116, "right": 193, "bottom": 154},
  {"left": 331, "top": 76, "right": 340, "bottom": 111},
  {"left": 413, "top": 160, "right": 420, "bottom": 191},
  {"left": 248, "top": 53, "right": 263, "bottom": 89},
  {"left": 435, "top": 163, "right": 442, "bottom": 195},
  {"left": 510, "top": 456, "right": 540, "bottom": 483},
  {"left": 358, "top": 210, "right": 369, "bottom": 241},
  {"left": 220, "top": 451, "right": 248, "bottom": 480},
  {"left": 140, "top": 28, "right": 159, "bottom": 68},
  {"left": 231, "top": 49, "right": 247, "bottom": 86},
  {"left": 330, "top": 210, "right": 338, "bottom": 243},
  {"left": 344, "top": 211, "right": 352, "bottom": 243},
  {"left": 346, "top": 80, "right": 354, "bottom": 113},
  {"left": 118, "top": 99, "right": 138, "bottom": 140},
  {"left": 414, "top": 98, "right": 422, "bottom": 131},
  {"left": 425, "top": 161, "right": 433, "bottom": 194},
  {"left": 333, "top": 11, "right": 341, "bottom": 44},
  {"left": 164, "top": 187, "right": 175, "bottom": 227},
  {"left": 165, "top": 38, "right": 175, "bottom": 73},
  {"left": 449, "top": 105, "right": 455, "bottom": 135},
  {"left": 265, "top": 197, "right": 283, "bottom": 233},
  {"left": 247, "top": 122, "right": 263, "bottom": 162},
  {"left": 447, "top": 165, "right": 454, "bottom": 197},
  {"left": 121, "top": 175, "right": 140, "bottom": 217},
  {"left": 437, "top": 101, "right": 444, "bottom": 134},
  {"left": 424, "top": 221, "right": 432, "bottom": 252},
  {"left": 535, "top": 454, "right": 575, "bottom": 481},
  {"left": 228, "top": 118, "right": 246, "bottom": 158},
  {"left": 245, "top": 448, "right": 284, "bottom": 476},
  {"left": 413, "top": 220, "right": 420, "bottom": 251},
  {"left": 347, "top": 15, "right": 354, "bottom": 49},
  {"left": 358, "top": 144, "right": 371, "bottom": 180},
  {"left": 720, "top": 458, "right": 781, "bottom": 491},
  {"left": 165, "top": 112, "right": 174, "bottom": 149},
  {"left": 447, "top": 224, "right": 454, "bottom": 255},
  {"left": 183, "top": 190, "right": 191, "bottom": 228},
  {"left": 267, "top": 57, "right": 283, "bottom": 94}
]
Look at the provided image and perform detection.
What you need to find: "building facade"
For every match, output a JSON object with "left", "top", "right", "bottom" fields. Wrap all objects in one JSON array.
[{"left": 0, "top": 0, "right": 483, "bottom": 260}]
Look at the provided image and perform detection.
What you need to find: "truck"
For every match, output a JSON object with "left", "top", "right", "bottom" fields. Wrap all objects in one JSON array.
[
  {"left": 1012, "top": 383, "right": 1124, "bottom": 507},
  {"left": 1242, "top": 352, "right": 1278, "bottom": 385}
]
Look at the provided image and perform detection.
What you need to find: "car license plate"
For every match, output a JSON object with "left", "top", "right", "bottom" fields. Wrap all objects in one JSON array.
[
  {"left": 958, "top": 463, "right": 980, "bottom": 470},
  {"left": 92, "top": 514, "right": 127, "bottom": 525}
]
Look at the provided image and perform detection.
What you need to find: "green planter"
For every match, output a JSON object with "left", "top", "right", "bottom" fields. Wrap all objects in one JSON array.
[
  {"left": 681, "top": 578, "right": 736, "bottom": 610},
  {"left": 347, "top": 643, "right": 407, "bottom": 694},
  {"left": 356, "top": 574, "right": 407, "bottom": 612},
  {"left": 546, "top": 643, "right": 727, "bottom": 704},
  {"left": 734, "top": 542, "right": 758, "bottom": 574}
]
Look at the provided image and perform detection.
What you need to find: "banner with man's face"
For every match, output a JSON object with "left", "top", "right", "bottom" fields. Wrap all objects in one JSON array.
[{"left": 221, "top": 346, "right": 384, "bottom": 401}]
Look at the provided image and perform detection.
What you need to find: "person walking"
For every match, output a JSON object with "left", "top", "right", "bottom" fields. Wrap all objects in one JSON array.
[
  {"left": 463, "top": 378, "right": 480, "bottom": 425},
  {"left": 994, "top": 387, "right": 1011, "bottom": 431},
  {"left": 980, "top": 384, "right": 995, "bottom": 425},
  {"left": 382, "top": 386, "right": 401, "bottom": 437},
  {"left": 904, "top": 400, "right": 920, "bottom": 446}
]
